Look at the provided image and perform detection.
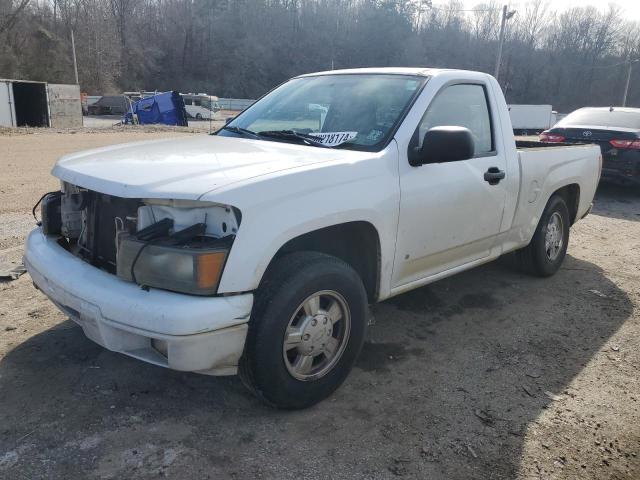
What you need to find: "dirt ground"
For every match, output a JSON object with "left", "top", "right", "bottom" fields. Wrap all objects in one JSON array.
[
  {"left": 0, "top": 130, "right": 639, "bottom": 480},
  {"left": 81, "top": 112, "right": 234, "bottom": 130}
]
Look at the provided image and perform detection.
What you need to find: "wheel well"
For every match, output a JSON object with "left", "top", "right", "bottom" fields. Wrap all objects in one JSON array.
[
  {"left": 268, "top": 222, "right": 381, "bottom": 303},
  {"left": 554, "top": 183, "right": 580, "bottom": 224}
]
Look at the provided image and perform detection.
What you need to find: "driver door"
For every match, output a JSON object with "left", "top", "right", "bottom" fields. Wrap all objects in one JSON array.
[{"left": 392, "top": 83, "right": 507, "bottom": 289}]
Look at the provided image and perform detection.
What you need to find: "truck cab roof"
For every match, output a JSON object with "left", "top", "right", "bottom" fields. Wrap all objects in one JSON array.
[{"left": 297, "top": 67, "right": 474, "bottom": 78}]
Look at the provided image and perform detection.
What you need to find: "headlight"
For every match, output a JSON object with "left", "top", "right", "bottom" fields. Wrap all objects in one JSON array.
[{"left": 116, "top": 236, "right": 228, "bottom": 295}]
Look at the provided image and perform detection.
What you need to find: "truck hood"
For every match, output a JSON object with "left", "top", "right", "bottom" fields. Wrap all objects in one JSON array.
[{"left": 52, "top": 135, "right": 353, "bottom": 200}]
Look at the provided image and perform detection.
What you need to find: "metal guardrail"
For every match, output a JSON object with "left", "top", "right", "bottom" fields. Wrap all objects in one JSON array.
[{"left": 217, "top": 98, "right": 255, "bottom": 111}]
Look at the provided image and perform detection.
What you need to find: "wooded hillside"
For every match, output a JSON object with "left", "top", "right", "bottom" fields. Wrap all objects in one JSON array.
[{"left": 1, "top": 0, "right": 638, "bottom": 111}]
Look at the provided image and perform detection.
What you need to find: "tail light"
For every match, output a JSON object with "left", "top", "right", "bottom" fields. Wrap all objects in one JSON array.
[
  {"left": 609, "top": 139, "right": 640, "bottom": 149},
  {"left": 540, "top": 132, "right": 565, "bottom": 143}
]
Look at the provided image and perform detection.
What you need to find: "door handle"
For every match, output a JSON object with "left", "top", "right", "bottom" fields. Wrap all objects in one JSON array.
[{"left": 484, "top": 167, "right": 505, "bottom": 185}]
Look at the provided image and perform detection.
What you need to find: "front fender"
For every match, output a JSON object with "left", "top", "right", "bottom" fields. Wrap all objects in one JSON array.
[{"left": 204, "top": 145, "right": 400, "bottom": 299}]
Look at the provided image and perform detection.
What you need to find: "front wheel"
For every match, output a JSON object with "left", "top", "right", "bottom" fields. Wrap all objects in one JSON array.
[
  {"left": 515, "top": 194, "right": 570, "bottom": 277},
  {"left": 239, "top": 252, "right": 367, "bottom": 409}
]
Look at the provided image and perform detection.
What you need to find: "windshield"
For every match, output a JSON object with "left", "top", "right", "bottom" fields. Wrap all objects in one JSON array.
[
  {"left": 218, "top": 74, "right": 426, "bottom": 150},
  {"left": 558, "top": 108, "right": 640, "bottom": 129}
]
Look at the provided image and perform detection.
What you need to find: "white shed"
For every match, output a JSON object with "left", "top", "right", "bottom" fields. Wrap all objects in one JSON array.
[{"left": 0, "top": 79, "right": 82, "bottom": 128}]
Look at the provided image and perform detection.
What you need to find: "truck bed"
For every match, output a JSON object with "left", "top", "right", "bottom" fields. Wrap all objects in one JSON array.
[{"left": 511, "top": 142, "right": 601, "bottom": 244}]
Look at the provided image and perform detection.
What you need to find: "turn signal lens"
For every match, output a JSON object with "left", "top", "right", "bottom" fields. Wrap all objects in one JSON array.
[{"left": 196, "top": 252, "right": 227, "bottom": 289}]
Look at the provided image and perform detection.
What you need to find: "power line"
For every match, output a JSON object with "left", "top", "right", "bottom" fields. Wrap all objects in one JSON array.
[
  {"left": 421, "top": 1, "right": 500, "bottom": 13},
  {"left": 427, "top": 6, "right": 498, "bottom": 12}
]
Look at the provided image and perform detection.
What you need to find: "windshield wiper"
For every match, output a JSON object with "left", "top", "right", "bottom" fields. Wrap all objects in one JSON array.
[
  {"left": 221, "top": 125, "right": 261, "bottom": 139},
  {"left": 258, "top": 130, "right": 331, "bottom": 148},
  {"left": 222, "top": 126, "right": 332, "bottom": 148}
]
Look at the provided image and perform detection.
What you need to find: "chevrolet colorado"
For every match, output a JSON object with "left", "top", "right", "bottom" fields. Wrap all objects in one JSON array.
[{"left": 24, "top": 68, "right": 602, "bottom": 408}]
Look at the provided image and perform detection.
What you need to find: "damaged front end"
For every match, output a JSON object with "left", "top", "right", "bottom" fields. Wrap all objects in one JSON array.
[{"left": 38, "top": 182, "right": 240, "bottom": 296}]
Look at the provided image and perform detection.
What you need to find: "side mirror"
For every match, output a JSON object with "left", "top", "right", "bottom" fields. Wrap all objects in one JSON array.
[
  {"left": 225, "top": 116, "right": 235, "bottom": 125},
  {"left": 409, "top": 126, "right": 475, "bottom": 166}
]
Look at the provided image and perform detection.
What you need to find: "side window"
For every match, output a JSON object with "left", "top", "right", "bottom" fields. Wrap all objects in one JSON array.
[
  {"left": 183, "top": 98, "right": 192, "bottom": 105},
  {"left": 416, "top": 84, "right": 493, "bottom": 155}
]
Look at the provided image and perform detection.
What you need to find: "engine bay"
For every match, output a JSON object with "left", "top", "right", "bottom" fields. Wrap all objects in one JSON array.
[{"left": 40, "top": 182, "right": 239, "bottom": 281}]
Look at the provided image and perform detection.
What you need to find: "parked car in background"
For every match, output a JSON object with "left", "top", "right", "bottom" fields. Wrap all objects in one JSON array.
[
  {"left": 81, "top": 95, "right": 101, "bottom": 115},
  {"left": 508, "top": 104, "right": 557, "bottom": 135},
  {"left": 87, "top": 95, "right": 129, "bottom": 116},
  {"left": 540, "top": 107, "right": 640, "bottom": 186},
  {"left": 25, "top": 68, "right": 601, "bottom": 409}
]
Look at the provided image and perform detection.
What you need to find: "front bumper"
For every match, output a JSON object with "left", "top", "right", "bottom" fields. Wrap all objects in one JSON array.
[{"left": 24, "top": 228, "right": 253, "bottom": 375}]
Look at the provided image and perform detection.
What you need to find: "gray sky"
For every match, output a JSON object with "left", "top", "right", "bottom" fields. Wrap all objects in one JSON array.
[{"left": 458, "top": 0, "right": 640, "bottom": 20}]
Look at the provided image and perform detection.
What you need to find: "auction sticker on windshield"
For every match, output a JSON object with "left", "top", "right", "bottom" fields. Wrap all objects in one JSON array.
[{"left": 309, "top": 131, "right": 357, "bottom": 146}]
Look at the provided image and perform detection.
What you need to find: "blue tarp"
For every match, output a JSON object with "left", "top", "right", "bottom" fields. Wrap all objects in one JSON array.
[{"left": 124, "top": 91, "right": 188, "bottom": 126}]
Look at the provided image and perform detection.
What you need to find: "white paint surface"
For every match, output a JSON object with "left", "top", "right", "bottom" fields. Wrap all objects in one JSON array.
[{"left": 25, "top": 67, "right": 602, "bottom": 375}]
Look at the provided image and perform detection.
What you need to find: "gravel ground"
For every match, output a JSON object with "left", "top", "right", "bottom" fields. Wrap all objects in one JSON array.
[
  {"left": 0, "top": 131, "right": 639, "bottom": 479},
  {"left": 80, "top": 115, "right": 228, "bottom": 131}
]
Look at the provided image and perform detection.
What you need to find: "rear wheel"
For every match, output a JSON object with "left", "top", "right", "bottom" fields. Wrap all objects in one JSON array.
[
  {"left": 515, "top": 194, "right": 570, "bottom": 277},
  {"left": 239, "top": 252, "right": 367, "bottom": 409}
]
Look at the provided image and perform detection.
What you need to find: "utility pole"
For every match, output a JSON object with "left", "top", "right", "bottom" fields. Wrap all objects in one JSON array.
[
  {"left": 622, "top": 59, "right": 637, "bottom": 107},
  {"left": 494, "top": 5, "right": 516, "bottom": 82},
  {"left": 71, "top": 29, "right": 79, "bottom": 85}
]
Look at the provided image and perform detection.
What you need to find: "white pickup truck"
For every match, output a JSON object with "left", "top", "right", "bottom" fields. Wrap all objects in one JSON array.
[{"left": 25, "top": 68, "right": 601, "bottom": 408}]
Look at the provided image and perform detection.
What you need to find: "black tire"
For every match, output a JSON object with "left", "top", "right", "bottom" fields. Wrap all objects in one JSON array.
[
  {"left": 515, "top": 194, "right": 570, "bottom": 277},
  {"left": 239, "top": 251, "right": 367, "bottom": 409},
  {"left": 195, "top": 113, "right": 203, "bottom": 120}
]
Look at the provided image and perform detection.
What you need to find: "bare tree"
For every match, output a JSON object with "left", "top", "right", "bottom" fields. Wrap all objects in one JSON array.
[
  {"left": 0, "top": 0, "right": 31, "bottom": 34},
  {"left": 0, "top": 0, "right": 638, "bottom": 108}
]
